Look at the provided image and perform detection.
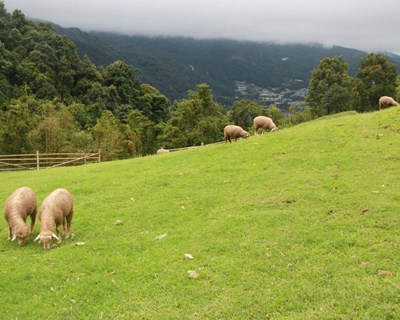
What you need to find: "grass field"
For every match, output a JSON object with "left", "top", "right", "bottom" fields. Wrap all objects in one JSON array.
[{"left": 1, "top": 108, "right": 399, "bottom": 319}]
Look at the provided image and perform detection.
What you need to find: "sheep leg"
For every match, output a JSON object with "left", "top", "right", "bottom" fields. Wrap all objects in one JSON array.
[
  {"left": 62, "top": 217, "right": 67, "bottom": 238},
  {"left": 56, "top": 224, "right": 62, "bottom": 244},
  {"left": 64, "top": 213, "right": 73, "bottom": 239},
  {"left": 7, "top": 226, "right": 12, "bottom": 240},
  {"left": 30, "top": 208, "right": 37, "bottom": 231}
]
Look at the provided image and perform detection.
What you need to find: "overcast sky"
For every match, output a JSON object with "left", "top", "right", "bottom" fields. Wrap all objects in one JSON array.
[{"left": 4, "top": 0, "right": 400, "bottom": 54}]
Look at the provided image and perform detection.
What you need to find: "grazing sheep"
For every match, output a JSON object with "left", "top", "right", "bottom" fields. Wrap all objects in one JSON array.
[
  {"left": 378, "top": 96, "right": 399, "bottom": 110},
  {"left": 253, "top": 116, "right": 278, "bottom": 135},
  {"left": 224, "top": 125, "right": 250, "bottom": 143},
  {"left": 3, "top": 187, "right": 37, "bottom": 246},
  {"left": 34, "top": 188, "right": 73, "bottom": 250},
  {"left": 156, "top": 147, "right": 170, "bottom": 155}
]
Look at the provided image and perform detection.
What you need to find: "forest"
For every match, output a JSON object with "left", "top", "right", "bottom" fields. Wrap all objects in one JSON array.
[
  {"left": 53, "top": 25, "right": 400, "bottom": 106},
  {"left": 0, "top": 2, "right": 399, "bottom": 160}
]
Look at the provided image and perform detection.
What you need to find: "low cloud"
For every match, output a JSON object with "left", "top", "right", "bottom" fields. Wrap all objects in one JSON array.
[{"left": 4, "top": 0, "right": 400, "bottom": 54}]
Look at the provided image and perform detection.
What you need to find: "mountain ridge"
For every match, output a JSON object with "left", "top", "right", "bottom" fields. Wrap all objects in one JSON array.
[{"left": 53, "top": 25, "right": 400, "bottom": 106}]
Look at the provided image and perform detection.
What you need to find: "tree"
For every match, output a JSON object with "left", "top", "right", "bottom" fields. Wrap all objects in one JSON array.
[
  {"left": 189, "top": 83, "right": 213, "bottom": 111},
  {"left": 20, "top": 23, "right": 80, "bottom": 100},
  {"left": 92, "top": 111, "right": 137, "bottom": 160},
  {"left": 395, "top": 75, "right": 400, "bottom": 101},
  {"left": 137, "top": 84, "right": 170, "bottom": 123},
  {"left": 0, "top": 2, "right": 15, "bottom": 47},
  {"left": 84, "top": 82, "right": 110, "bottom": 123},
  {"left": 29, "top": 102, "right": 77, "bottom": 153},
  {"left": 103, "top": 60, "right": 140, "bottom": 107},
  {"left": 0, "top": 3, "right": 174, "bottom": 159},
  {"left": 352, "top": 53, "right": 398, "bottom": 112},
  {"left": 164, "top": 84, "right": 228, "bottom": 147},
  {"left": 229, "top": 100, "right": 264, "bottom": 130},
  {"left": 127, "top": 109, "right": 163, "bottom": 155},
  {"left": 0, "top": 44, "right": 12, "bottom": 105},
  {"left": 306, "top": 56, "right": 353, "bottom": 116},
  {"left": 288, "top": 106, "right": 313, "bottom": 125},
  {"left": 266, "top": 104, "right": 287, "bottom": 127},
  {"left": 0, "top": 99, "right": 38, "bottom": 153},
  {"left": 73, "top": 55, "right": 104, "bottom": 103}
]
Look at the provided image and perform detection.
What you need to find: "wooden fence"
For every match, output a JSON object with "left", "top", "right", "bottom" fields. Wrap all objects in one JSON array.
[
  {"left": 167, "top": 141, "right": 225, "bottom": 152},
  {"left": 0, "top": 151, "right": 101, "bottom": 171}
]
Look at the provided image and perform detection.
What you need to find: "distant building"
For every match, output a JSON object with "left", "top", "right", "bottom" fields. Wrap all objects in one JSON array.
[{"left": 234, "top": 80, "right": 308, "bottom": 111}]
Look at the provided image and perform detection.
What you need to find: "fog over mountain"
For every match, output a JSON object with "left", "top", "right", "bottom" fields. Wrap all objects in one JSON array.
[{"left": 4, "top": 0, "right": 400, "bottom": 55}]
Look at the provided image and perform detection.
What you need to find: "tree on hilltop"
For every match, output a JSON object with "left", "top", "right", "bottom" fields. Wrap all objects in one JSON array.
[
  {"left": 306, "top": 56, "right": 353, "bottom": 116},
  {"left": 229, "top": 100, "right": 265, "bottom": 131},
  {"left": 163, "top": 84, "right": 228, "bottom": 147},
  {"left": 351, "top": 53, "right": 398, "bottom": 112}
]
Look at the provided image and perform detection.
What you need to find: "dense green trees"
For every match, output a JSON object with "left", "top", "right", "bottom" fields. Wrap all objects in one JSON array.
[
  {"left": 0, "top": 100, "right": 36, "bottom": 154},
  {"left": 306, "top": 56, "right": 353, "bottom": 116},
  {"left": 0, "top": 3, "right": 170, "bottom": 158},
  {"left": 0, "top": 2, "right": 398, "bottom": 161},
  {"left": 351, "top": 53, "right": 398, "bottom": 111},
  {"left": 307, "top": 54, "right": 399, "bottom": 115},
  {"left": 163, "top": 84, "right": 228, "bottom": 147},
  {"left": 229, "top": 100, "right": 265, "bottom": 130}
]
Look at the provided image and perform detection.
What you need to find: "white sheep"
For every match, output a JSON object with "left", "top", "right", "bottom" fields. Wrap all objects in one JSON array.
[
  {"left": 378, "top": 96, "right": 399, "bottom": 110},
  {"left": 3, "top": 187, "right": 37, "bottom": 246},
  {"left": 224, "top": 125, "right": 250, "bottom": 143},
  {"left": 156, "top": 147, "right": 170, "bottom": 155},
  {"left": 253, "top": 116, "right": 278, "bottom": 135},
  {"left": 34, "top": 188, "right": 74, "bottom": 250}
]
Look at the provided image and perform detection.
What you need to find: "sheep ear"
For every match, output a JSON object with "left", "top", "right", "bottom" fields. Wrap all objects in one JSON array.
[
  {"left": 52, "top": 233, "right": 59, "bottom": 241},
  {"left": 11, "top": 234, "right": 17, "bottom": 241},
  {"left": 34, "top": 234, "right": 41, "bottom": 242}
]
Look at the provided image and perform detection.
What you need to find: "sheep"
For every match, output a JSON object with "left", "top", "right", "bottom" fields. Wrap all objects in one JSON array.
[
  {"left": 253, "top": 116, "right": 278, "bottom": 135},
  {"left": 378, "top": 96, "right": 399, "bottom": 110},
  {"left": 224, "top": 125, "right": 250, "bottom": 143},
  {"left": 156, "top": 147, "right": 170, "bottom": 155},
  {"left": 34, "top": 188, "right": 73, "bottom": 250},
  {"left": 3, "top": 187, "right": 37, "bottom": 246}
]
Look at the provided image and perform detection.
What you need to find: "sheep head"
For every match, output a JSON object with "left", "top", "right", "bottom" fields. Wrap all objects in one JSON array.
[
  {"left": 34, "top": 231, "right": 59, "bottom": 250},
  {"left": 11, "top": 224, "right": 30, "bottom": 246}
]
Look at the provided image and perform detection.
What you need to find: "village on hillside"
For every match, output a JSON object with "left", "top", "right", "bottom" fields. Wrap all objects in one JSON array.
[{"left": 235, "top": 80, "right": 308, "bottom": 113}]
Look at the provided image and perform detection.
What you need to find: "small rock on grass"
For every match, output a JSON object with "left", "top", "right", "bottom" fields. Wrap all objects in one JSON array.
[
  {"left": 187, "top": 270, "right": 198, "bottom": 279},
  {"left": 377, "top": 269, "right": 393, "bottom": 276},
  {"left": 183, "top": 253, "right": 194, "bottom": 260},
  {"left": 115, "top": 220, "right": 123, "bottom": 225},
  {"left": 155, "top": 233, "right": 168, "bottom": 240}
]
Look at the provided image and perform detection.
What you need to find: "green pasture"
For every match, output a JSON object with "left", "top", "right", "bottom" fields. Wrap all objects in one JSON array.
[{"left": 0, "top": 108, "right": 399, "bottom": 319}]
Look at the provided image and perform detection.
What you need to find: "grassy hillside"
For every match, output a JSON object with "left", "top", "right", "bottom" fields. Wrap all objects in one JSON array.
[{"left": 1, "top": 108, "right": 399, "bottom": 319}]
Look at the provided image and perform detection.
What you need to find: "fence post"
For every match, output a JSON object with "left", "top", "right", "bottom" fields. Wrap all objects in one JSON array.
[
  {"left": 36, "top": 151, "right": 39, "bottom": 170},
  {"left": 98, "top": 150, "right": 101, "bottom": 163}
]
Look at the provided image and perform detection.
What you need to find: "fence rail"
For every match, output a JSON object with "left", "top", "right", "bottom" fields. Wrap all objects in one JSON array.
[
  {"left": 0, "top": 151, "right": 101, "bottom": 171},
  {"left": 167, "top": 141, "right": 225, "bottom": 152}
]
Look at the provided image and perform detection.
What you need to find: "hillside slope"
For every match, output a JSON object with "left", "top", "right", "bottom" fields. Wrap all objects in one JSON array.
[{"left": 0, "top": 108, "right": 399, "bottom": 319}]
